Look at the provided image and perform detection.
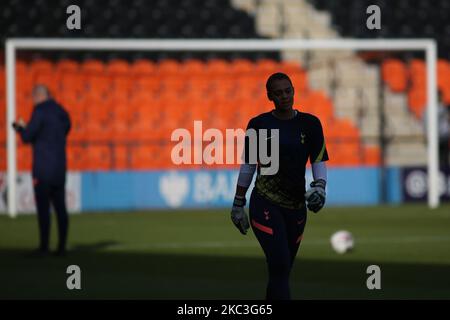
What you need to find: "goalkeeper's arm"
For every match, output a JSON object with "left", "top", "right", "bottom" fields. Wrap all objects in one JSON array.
[
  {"left": 231, "top": 163, "right": 256, "bottom": 235},
  {"left": 305, "top": 161, "right": 327, "bottom": 213}
]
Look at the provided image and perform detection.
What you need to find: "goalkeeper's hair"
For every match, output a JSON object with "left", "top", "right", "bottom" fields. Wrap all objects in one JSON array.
[{"left": 266, "top": 72, "right": 293, "bottom": 92}]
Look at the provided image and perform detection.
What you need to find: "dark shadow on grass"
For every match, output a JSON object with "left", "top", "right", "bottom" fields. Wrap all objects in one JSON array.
[
  {"left": 0, "top": 248, "right": 449, "bottom": 299},
  {"left": 71, "top": 241, "right": 121, "bottom": 252}
]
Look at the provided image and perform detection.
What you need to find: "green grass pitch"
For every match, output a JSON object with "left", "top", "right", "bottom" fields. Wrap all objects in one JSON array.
[{"left": 1, "top": 204, "right": 450, "bottom": 299}]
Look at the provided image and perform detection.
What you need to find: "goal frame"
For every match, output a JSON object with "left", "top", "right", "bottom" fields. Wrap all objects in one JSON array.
[{"left": 4, "top": 38, "right": 439, "bottom": 217}]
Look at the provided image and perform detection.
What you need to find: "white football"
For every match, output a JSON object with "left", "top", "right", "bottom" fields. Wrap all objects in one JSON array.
[{"left": 330, "top": 230, "right": 354, "bottom": 254}]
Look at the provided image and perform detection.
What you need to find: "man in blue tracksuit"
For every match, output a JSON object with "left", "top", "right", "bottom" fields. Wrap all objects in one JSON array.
[{"left": 13, "top": 85, "right": 71, "bottom": 256}]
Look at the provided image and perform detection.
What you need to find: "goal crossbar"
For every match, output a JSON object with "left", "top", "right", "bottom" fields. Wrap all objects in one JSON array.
[{"left": 4, "top": 38, "right": 439, "bottom": 216}]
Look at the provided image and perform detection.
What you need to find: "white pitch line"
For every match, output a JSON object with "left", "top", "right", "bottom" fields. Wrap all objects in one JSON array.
[{"left": 101, "top": 235, "right": 450, "bottom": 251}]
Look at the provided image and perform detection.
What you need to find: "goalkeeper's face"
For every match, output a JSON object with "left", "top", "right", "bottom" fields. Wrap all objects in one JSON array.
[{"left": 267, "top": 79, "right": 294, "bottom": 111}]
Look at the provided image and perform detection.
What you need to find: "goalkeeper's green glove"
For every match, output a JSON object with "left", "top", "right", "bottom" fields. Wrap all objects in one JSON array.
[
  {"left": 230, "top": 195, "right": 250, "bottom": 235},
  {"left": 304, "top": 179, "right": 326, "bottom": 213}
]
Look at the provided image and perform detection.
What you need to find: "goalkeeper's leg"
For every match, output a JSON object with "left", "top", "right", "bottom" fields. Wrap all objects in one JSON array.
[
  {"left": 249, "top": 190, "right": 292, "bottom": 300},
  {"left": 283, "top": 205, "right": 307, "bottom": 268}
]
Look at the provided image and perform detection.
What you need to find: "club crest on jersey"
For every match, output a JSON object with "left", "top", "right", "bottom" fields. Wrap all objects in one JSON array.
[{"left": 300, "top": 133, "right": 306, "bottom": 144}]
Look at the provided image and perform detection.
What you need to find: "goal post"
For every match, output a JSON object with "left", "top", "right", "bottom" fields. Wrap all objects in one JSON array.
[{"left": 4, "top": 38, "right": 439, "bottom": 217}]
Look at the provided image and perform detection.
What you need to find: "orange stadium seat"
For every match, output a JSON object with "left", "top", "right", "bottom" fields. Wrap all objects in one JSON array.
[
  {"left": 409, "top": 59, "right": 426, "bottom": 89},
  {"left": 234, "top": 72, "right": 261, "bottom": 98},
  {"left": 278, "top": 60, "right": 303, "bottom": 75},
  {"left": 130, "top": 145, "right": 156, "bottom": 169},
  {"left": 59, "top": 72, "right": 85, "bottom": 95},
  {"left": 327, "top": 119, "right": 360, "bottom": 144},
  {"left": 110, "top": 118, "right": 131, "bottom": 143},
  {"left": 67, "top": 146, "right": 88, "bottom": 170},
  {"left": 157, "top": 59, "right": 180, "bottom": 74},
  {"left": 56, "top": 59, "right": 79, "bottom": 72},
  {"left": 187, "top": 75, "right": 211, "bottom": 96},
  {"left": 67, "top": 117, "right": 87, "bottom": 143},
  {"left": 108, "top": 94, "right": 132, "bottom": 142},
  {"left": 16, "top": 95, "right": 33, "bottom": 120},
  {"left": 132, "top": 59, "right": 156, "bottom": 73},
  {"left": 33, "top": 72, "right": 58, "bottom": 95},
  {"left": 83, "top": 92, "right": 112, "bottom": 142},
  {"left": 150, "top": 144, "right": 173, "bottom": 169},
  {"left": 207, "top": 101, "right": 232, "bottom": 130},
  {"left": 83, "top": 92, "right": 110, "bottom": 121},
  {"left": 230, "top": 59, "right": 254, "bottom": 74},
  {"left": 107, "top": 59, "right": 129, "bottom": 73},
  {"left": 16, "top": 61, "right": 28, "bottom": 75},
  {"left": 164, "top": 144, "right": 180, "bottom": 169},
  {"left": 0, "top": 96, "right": 5, "bottom": 116},
  {"left": 188, "top": 95, "right": 212, "bottom": 120},
  {"left": 296, "top": 93, "right": 313, "bottom": 113},
  {"left": 407, "top": 89, "right": 426, "bottom": 119},
  {"left": 290, "top": 70, "right": 308, "bottom": 94},
  {"left": 437, "top": 60, "right": 449, "bottom": 88},
  {"left": 16, "top": 61, "right": 33, "bottom": 96},
  {"left": 256, "top": 59, "right": 278, "bottom": 74},
  {"left": 56, "top": 60, "right": 82, "bottom": 95},
  {"left": 82, "top": 59, "right": 105, "bottom": 73},
  {"left": 85, "top": 74, "right": 111, "bottom": 96},
  {"left": 182, "top": 59, "right": 206, "bottom": 75},
  {"left": 82, "top": 60, "right": 110, "bottom": 95},
  {"left": 30, "top": 59, "right": 53, "bottom": 70},
  {"left": 437, "top": 59, "right": 450, "bottom": 104},
  {"left": 132, "top": 60, "right": 160, "bottom": 94},
  {"left": 206, "top": 59, "right": 230, "bottom": 75},
  {"left": 0, "top": 65, "right": 5, "bottom": 93},
  {"left": 160, "top": 74, "right": 187, "bottom": 93},
  {"left": 112, "top": 144, "right": 130, "bottom": 170},
  {"left": 128, "top": 112, "right": 161, "bottom": 142},
  {"left": 326, "top": 142, "right": 360, "bottom": 166},
  {"left": 85, "top": 145, "right": 111, "bottom": 171},
  {"left": 17, "top": 145, "right": 32, "bottom": 171},
  {"left": 363, "top": 146, "right": 381, "bottom": 166},
  {"left": 0, "top": 147, "right": 6, "bottom": 171},
  {"left": 85, "top": 120, "right": 112, "bottom": 143},
  {"left": 107, "top": 59, "right": 132, "bottom": 94},
  {"left": 338, "top": 144, "right": 361, "bottom": 166},
  {"left": 207, "top": 59, "right": 234, "bottom": 97},
  {"left": 307, "top": 91, "right": 334, "bottom": 122},
  {"left": 107, "top": 90, "right": 129, "bottom": 102},
  {"left": 57, "top": 90, "right": 80, "bottom": 112},
  {"left": 129, "top": 93, "right": 159, "bottom": 124},
  {"left": 158, "top": 60, "right": 182, "bottom": 94},
  {"left": 382, "top": 59, "right": 408, "bottom": 92}
]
